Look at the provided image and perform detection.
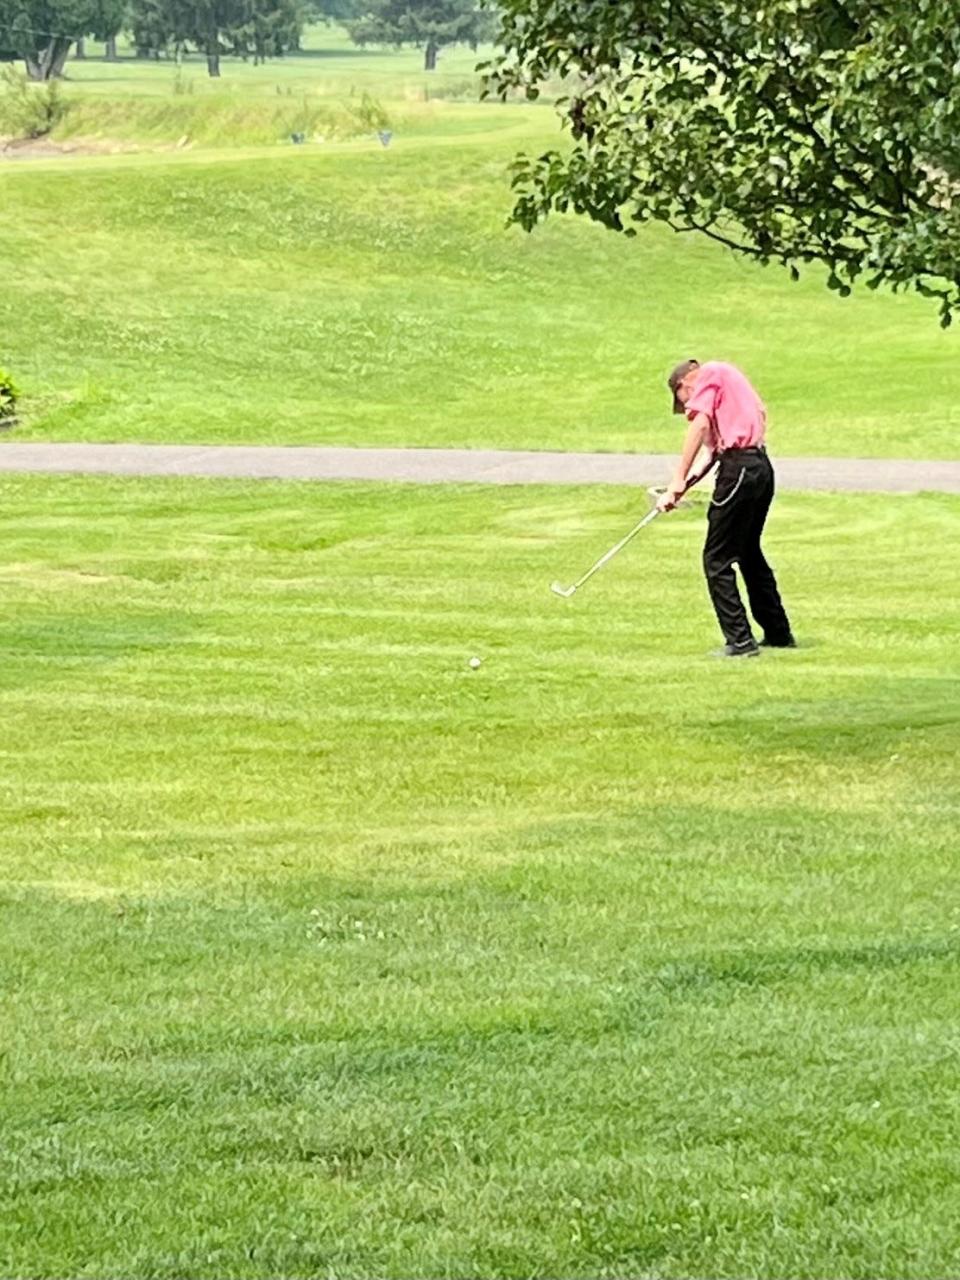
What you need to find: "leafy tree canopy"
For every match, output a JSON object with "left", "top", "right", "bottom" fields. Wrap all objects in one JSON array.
[
  {"left": 127, "top": 0, "right": 172, "bottom": 53},
  {"left": 225, "top": 0, "right": 302, "bottom": 62},
  {"left": 0, "top": 0, "right": 122, "bottom": 77},
  {"left": 126, "top": 0, "right": 303, "bottom": 72},
  {"left": 484, "top": 0, "right": 960, "bottom": 324},
  {"left": 349, "top": 0, "right": 493, "bottom": 69},
  {"left": 302, "top": 0, "right": 358, "bottom": 22}
]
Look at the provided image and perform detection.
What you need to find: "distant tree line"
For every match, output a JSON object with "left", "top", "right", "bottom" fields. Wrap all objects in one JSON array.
[
  {"left": 0, "top": 0, "right": 125, "bottom": 78},
  {"left": 0, "top": 0, "right": 493, "bottom": 79},
  {"left": 0, "top": 0, "right": 303, "bottom": 77},
  {"left": 346, "top": 1, "right": 495, "bottom": 72},
  {"left": 305, "top": 0, "right": 356, "bottom": 19},
  {"left": 129, "top": 0, "right": 304, "bottom": 74}
]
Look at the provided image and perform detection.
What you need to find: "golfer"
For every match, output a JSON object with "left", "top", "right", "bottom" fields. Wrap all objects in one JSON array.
[{"left": 658, "top": 359, "right": 795, "bottom": 657}]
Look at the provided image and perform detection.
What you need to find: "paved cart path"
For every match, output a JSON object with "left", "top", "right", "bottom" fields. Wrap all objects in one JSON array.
[{"left": 1, "top": 443, "right": 959, "bottom": 493}]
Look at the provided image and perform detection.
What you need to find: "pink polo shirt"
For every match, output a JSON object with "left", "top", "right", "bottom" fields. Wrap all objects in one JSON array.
[{"left": 685, "top": 361, "right": 766, "bottom": 452}]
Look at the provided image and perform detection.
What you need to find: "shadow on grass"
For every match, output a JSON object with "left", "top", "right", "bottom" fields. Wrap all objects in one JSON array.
[
  {"left": 648, "top": 935, "right": 960, "bottom": 997},
  {"left": 280, "top": 47, "right": 401, "bottom": 61},
  {"left": 0, "top": 610, "right": 198, "bottom": 691},
  {"left": 700, "top": 680, "right": 960, "bottom": 760}
]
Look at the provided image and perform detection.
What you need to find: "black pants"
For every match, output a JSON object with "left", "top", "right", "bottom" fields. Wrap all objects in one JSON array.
[{"left": 703, "top": 449, "right": 792, "bottom": 648}]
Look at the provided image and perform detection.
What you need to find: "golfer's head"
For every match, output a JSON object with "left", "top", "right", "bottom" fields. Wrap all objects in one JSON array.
[{"left": 667, "top": 359, "right": 700, "bottom": 414}]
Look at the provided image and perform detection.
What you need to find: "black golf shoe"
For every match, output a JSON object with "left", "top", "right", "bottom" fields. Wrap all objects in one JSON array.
[
  {"left": 759, "top": 635, "right": 797, "bottom": 648},
  {"left": 711, "top": 641, "right": 760, "bottom": 658}
]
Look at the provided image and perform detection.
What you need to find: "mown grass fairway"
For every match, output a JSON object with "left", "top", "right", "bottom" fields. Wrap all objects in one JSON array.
[
  {"left": 3, "top": 31, "right": 960, "bottom": 458},
  {"left": 2, "top": 473, "right": 959, "bottom": 1277}
]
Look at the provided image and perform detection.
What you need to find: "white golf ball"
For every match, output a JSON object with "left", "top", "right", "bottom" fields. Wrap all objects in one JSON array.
[{"left": 469, "top": 656, "right": 482, "bottom": 669}]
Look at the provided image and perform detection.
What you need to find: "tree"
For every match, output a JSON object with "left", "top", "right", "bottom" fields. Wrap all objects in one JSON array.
[
  {"left": 0, "top": 0, "right": 89, "bottom": 78},
  {"left": 348, "top": 0, "right": 492, "bottom": 71},
  {"left": 168, "top": 0, "right": 247, "bottom": 73},
  {"left": 0, "top": 0, "right": 123, "bottom": 77},
  {"left": 228, "top": 0, "right": 302, "bottom": 63},
  {"left": 86, "top": 0, "right": 124, "bottom": 50},
  {"left": 127, "top": 0, "right": 173, "bottom": 55},
  {"left": 127, "top": 0, "right": 304, "bottom": 73},
  {"left": 302, "top": 0, "right": 357, "bottom": 21},
  {"left": 485, "top": 0, "right": 960, "bottom": 326}
]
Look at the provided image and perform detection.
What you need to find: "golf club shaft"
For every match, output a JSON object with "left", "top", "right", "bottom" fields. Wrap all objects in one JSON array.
[
  {"left": 552, "top": 454, "right": 717, "bottom": 597},
  {"left": 568, "top": 507, "right": 660, "bottom": 592}
]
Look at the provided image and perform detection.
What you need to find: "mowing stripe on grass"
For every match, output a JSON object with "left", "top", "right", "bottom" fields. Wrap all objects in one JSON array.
[{"left": 2, "top": 473, "right": 959, "bottom": 1277}]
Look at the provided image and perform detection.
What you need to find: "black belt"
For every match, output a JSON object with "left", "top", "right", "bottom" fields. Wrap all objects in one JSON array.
[{"left": 720, "top": 446, "right": 766, "bottom": 457}]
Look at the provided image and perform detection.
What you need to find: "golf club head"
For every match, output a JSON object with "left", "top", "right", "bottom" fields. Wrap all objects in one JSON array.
[{"left": 551, "top": 582, "right": 577, "bottom": 598}]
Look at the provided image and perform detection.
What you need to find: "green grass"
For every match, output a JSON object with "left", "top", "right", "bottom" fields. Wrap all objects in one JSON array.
[
  {"left": 2, "top": 473, "right": 959, "bottom": 1277},
  {"left": 4, "top": 30, "right": 958, "bottom": 1279},
  {"left": 4, "top": 133, "right": 960, "bottom": 458},
  {"left": 64, "top": 23, "right": 498, "bottom": 102},
  {"left": 2, "top": 30, "right": 960, "bottom": 458}
]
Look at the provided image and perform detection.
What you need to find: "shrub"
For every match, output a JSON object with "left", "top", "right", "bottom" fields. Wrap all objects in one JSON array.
[
  {"left": 354, "top": 91, "right": 389, "bottom": 131},
  {"left": 0, "top": 64, "right": 69, "bottom": 139},
  {"left": 0, "top": 367, "right": 20, "bottom": 424}
]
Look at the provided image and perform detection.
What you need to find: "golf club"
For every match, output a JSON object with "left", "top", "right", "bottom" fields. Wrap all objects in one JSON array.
[{"left": 550, "top": 456, "right": 716, "bottom": 599}]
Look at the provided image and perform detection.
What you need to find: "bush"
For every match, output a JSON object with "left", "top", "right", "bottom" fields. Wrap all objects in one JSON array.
[
  {"left": 0, "top": 64, "right": 69, "bottom": 139},
  {"left": 354, "top": 91, "right": 389, "bottom": 131},
  {"left": 0, "top": 367, "right": 20, "bottom": 424}
]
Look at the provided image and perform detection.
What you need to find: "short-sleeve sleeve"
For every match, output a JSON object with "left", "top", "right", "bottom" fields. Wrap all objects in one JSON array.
[{"left": 685, "top": 370, "right": 721, "bottom": 422}]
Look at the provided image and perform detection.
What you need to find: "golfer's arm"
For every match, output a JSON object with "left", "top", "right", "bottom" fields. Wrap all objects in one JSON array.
[{"left": 671, "top": 413, "right": 711, "bottom": 489}]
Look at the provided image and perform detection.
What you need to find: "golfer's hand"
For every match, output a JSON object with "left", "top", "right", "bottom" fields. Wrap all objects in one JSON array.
[{"left": 656, "top": 483, "right": 685, "bottom": 513}]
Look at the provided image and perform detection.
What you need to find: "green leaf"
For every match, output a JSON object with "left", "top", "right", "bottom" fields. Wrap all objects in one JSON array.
[{"left": 490, "top": 0, "right": 960, "bottom": 324}]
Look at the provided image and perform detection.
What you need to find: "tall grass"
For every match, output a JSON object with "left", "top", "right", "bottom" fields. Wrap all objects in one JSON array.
[{"left": 55, "top": 89, "right": 391, "bottom": 146}]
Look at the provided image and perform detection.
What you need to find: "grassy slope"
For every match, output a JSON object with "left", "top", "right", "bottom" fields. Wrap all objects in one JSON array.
[
  {"left": 2, "top": 473, "right": 959, "bottom": 1277},
  {"left": 2, "top": 38, "right": 960, "bottom": 458}
]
